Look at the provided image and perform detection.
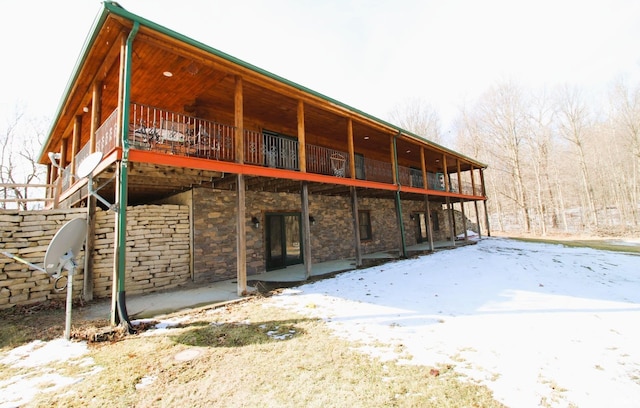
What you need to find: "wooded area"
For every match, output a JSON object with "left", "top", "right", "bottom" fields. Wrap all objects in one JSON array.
[
  {"left": 4, "top": 77, "right": 639, "bottom": 237},
  {"left": 453, "top": 79, "right": 640, "bottom": 236}
]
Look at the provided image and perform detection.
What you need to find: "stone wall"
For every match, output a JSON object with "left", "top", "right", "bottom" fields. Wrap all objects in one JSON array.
[
  {"left": 1, "top": 189, "right": 476, "bottom": 309},
  {"left": 0, "top": 204, "right": 191, "bottom": 309},
  {"left": 91, "top": 204, "right": 191, "bottom": 298},
  {"left": 0, "top": 209, "right": 87, "bottom": 309},
  {"left": 190, "top": 187, "right": 452, "bottom": 282}
]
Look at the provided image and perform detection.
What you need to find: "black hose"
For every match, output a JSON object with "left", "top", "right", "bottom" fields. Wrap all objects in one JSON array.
[{"left": 117, "top": 291, "right": 135, "bottom": 334}]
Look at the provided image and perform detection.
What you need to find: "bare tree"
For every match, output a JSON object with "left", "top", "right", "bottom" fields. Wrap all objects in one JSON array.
[
  {"left": 476, "top": 81, "right": 532, "bottom": 232},
  {"left": 609, "top": 79, "right": 640, "bottom": 227},
  {"left": 555, "top": 85, "right": 599, "bottom": 228},
  {"left": 389, "top": 98, "right": 443, "bottom": 144},
  {"left": 1, "top": 107, "right": 47, "bottom": 210}
]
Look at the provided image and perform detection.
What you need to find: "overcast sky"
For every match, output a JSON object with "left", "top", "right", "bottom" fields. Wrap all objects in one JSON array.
[{"left": 1, "top": 0, "right": 639, "bottom": 134}]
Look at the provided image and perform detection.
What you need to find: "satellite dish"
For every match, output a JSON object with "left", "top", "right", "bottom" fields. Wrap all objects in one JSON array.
[
  {"left": 77, "top": 151, "right": 103, "bottom": 179},
  {"left": 44, "top": 218, "right": 87, "bottom": 278}
]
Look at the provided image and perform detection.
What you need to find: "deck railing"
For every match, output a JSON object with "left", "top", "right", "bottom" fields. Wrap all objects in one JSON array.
[
  {"left": 96, "top": 108, "right": 119, "bottom": 155},
  {"left": 129, "top": 103, "right": 236, "bottom": 161},
  {"left": 57, "top": 104, "right": 483, "bottom": 202},
  {"left": 0, "top": 184, "right": 53, "bottom": 210},
  {"left": 306, "top": 145, "right": 349, "bottom": 177},
  {"left": 245, "top": 130, "right": 299, "bottom": 170},
  {"left": 362, "top": 157, "right": 393, "bottom": 184}
]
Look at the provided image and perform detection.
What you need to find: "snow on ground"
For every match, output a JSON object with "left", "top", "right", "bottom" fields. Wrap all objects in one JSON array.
[
  {"left": 270, "top": 237, "right": 640, "bottom": 408},
  {"left": 0, "top": 339, "right": 92, "bottom": 408}
]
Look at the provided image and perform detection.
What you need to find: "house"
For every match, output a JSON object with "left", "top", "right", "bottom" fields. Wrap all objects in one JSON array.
[{"left": 37, "top": 2, "right": 489, "bottom": 323}]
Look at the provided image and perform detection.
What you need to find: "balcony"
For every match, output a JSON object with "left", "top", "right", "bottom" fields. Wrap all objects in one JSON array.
[{"left": 51, "top": 103, "right": 483, "bottom": 204}]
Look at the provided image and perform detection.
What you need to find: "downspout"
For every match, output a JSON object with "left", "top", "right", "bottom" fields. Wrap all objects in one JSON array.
[
  {"left": 116, "top": 21, "right": 139, "bottom": 331},
  {"left": 392, "top": 132, "right": 407, "bottom": 258}
]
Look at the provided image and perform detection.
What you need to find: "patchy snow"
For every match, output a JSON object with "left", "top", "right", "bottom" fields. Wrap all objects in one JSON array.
[
  {"left": 0, "top": 339, "right": 90, "bottom": 408},
  {"left": 270, "top": 237, "right": 640, "bottom": 408},
  {"left": 2, "top": 237, "right": 638, "bottom": 407}
]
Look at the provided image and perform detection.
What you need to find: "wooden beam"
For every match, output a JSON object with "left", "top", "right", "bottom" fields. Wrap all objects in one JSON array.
[
  {"left": 470, "top": 165, "right": 476, "bottom": 197},
  {"left": 297, "top": 100, "right": 306, "bottom": 172},
  {"left": 71, "top": 115, "right": 82, "bottom": 184},
  {"left": 457, "top": 158, "right": 462, "bottom": 194},
  {"left": 116, "top": 32, "right": 126, "bottom": 149},
  {"left": 235, "top": 75, "right": 244, "bottom": 164},
  {"left": 83, "top": 193, "right": 96, "bottom": 301},
  {"left": 351, "top": 187, "right": 362, "bottom": 266},
  {"left": 425, "top": 194, "right": 434, "bottom": 251},
  {"left": 347, "top": 118, "right": 355, "bottom": 179},
  {"left": 420, "top": 147, "right": 428, "bottom": 190},
  {"left": 442, "top": 154, "right": 449, "bottom": 192},
  {"left": 460, "top": 199, "right": 468, "bottom": 240},
  {"left": 446, "top": 196, "right": 455, "bottom": 247},
  {"left": 236, "top": 174, "right": 247, "bottom": 295},
  {"left": 474, "top": 200, "right": 482, "bottom": 239},
  {"left": 301, "top": 181, "right": 312, "bottom": 279},
  {"left": 90, "top": 81, "right": 102, "bottom": 154}
]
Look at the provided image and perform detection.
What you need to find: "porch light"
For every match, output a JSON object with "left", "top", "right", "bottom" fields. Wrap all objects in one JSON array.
[
  {"left": 163, "top": 71, "right": 173, "bottom": 77},
  {"left": 309, "top": 216, "right": 316, "bottom": 225},
  {"left": 251, "top": 216, "right": 260, "bottom": 228}
]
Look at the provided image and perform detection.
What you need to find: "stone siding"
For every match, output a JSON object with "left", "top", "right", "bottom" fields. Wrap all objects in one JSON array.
[
  {"left": 1, "top": 205, "right": 190, "bottom": 309},
  {"left": 0, "top": 209, "right": 87, "bottom": 309}
]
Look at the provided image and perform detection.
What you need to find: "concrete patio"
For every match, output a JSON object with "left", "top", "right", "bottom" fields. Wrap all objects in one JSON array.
[{"left": 76, "top": 239, "right": 475, "bottom": 321}]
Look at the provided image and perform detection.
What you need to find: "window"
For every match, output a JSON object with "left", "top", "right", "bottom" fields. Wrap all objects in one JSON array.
[
  {"left": 359, "top": 210, "right": 372, "bottom": 241},
  {"left": 431, "top": 210, "right": 440, "bottom": 231}
]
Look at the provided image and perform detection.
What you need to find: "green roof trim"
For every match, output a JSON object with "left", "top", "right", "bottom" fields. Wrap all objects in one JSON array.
[{"left": 45, "top": 1, "right": 486, "bottom": 168}]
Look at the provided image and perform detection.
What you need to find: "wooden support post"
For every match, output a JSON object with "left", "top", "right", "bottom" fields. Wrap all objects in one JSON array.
[
  {"left": 71, "top": 116, "right": 81, "bottom": 183},
  {"left": 236, "top": 174, "right": 247, "bottom": 295},
  {"left": 442, "top": 154, "right": 449, "bottom": 192},
  {"left": 235, "top": 75, "right": 244, "bottom": 164},
  {"left": 347, "top": 118, "right": 356, "bottom": 179},
  {"left": 480, "top": 168, "right": 491, "bottom": 237},
  {"left": 470, "top": 165, "right": 477, "bottom": 197},
  {"left": 446, "top": 197, "right": 455, "bottom": 246},
  {"left": 350, "top": 186, "right": 362, "bottom": 267},
  {"left": 189, "top": 189, "right": 195, "bottom": 281},
  {"left": 457, "top": 159, "right": 462, "bottom": 194},
  {"left": 425, "top": 194, "right": 434, "bottom": 251},
  {"left": 460, "top": 199, "right": 468, "bottom": 240},
  {"left": 297, "top": 100, "right": 306, "bottom": 172},
  {"left": 474, "top": 200, "right": 483, "bottom": 239},
  {"left": 420, "top": 147, "right": 428, "bottom": 190},
  {"left": 83, "top": 193, "right": 96, "bottom": 301},
  {"left": 90, "top": 81, "right": 102, "bottom": 153},
  {"left": 301, "top": 181, "right": 312, "bottom": 279}
]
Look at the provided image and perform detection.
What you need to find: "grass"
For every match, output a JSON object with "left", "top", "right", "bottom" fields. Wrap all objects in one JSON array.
[
  {"left": 1, "top": 297, "right": 505, "bottom": 408},
  {"left": 511, "top": 236, "right": 640, "bottom": 255}
]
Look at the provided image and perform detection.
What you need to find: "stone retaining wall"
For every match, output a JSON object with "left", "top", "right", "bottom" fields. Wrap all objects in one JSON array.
[
  {"left": 0, "top": 209, "right": 87, "bottom": 309},
  {"left": 0, "top": 204, "right": 190, "bottom": 309}
]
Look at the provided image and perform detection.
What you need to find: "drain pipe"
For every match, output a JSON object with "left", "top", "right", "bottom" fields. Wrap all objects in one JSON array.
[
  {"left": 115, "top": 21, "right": 139, "bottom": 332},
  {"left": 392, "top": 132, "right": 407, "bottom": 258}
]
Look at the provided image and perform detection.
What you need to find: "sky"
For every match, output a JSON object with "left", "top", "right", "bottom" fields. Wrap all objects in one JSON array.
[
  {"left": 1, "top": 0, "right": 640, "bottom": 135},
  {"left": 2, "top": 237, "right": 640, "bottom": 406}
]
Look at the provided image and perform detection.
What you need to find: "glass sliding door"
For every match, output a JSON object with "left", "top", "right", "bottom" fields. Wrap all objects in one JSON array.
[{"left": 266, "top": 213, "right": 302, "bottom": 270}]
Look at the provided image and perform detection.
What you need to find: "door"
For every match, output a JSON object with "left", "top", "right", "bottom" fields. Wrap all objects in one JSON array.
[
  {"left": 415, "top": 212, "right": 429, "bottom": 243},
  {"left": 266, "top": 213, "right": 302, "bottom": 270}
]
